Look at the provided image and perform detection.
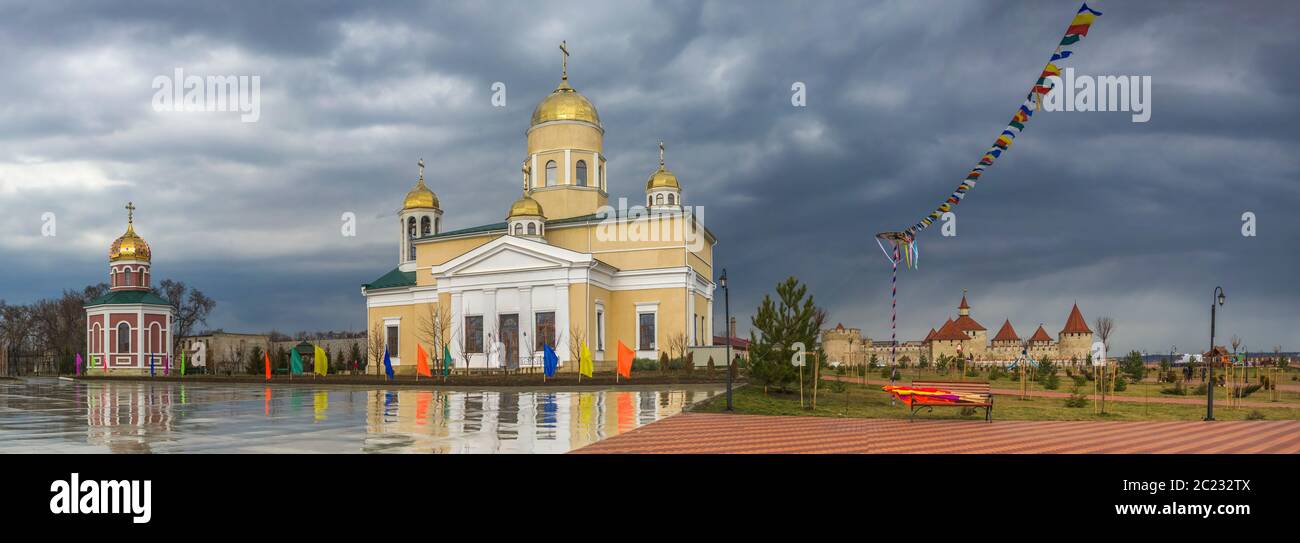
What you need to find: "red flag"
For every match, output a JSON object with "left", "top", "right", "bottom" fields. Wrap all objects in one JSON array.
[
  {"left": 416, "top": 344, "right": 432, "bottom": 378},
  {"left": 616, "top": 341, "right": 634, "bottom": 379},
  {"left": 264, "top": 351, "right": 271, "bottom": 380}
]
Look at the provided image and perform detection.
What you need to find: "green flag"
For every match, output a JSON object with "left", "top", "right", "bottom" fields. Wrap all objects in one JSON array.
[
  {"left": 443, "top": 345, "right": 452, "bottom": 377},
  {"left": 180, "top": 351, "right": 186, "bottom": 376},
  {"left": 290, "top": 349, "right": 304, "bottom": 375}
]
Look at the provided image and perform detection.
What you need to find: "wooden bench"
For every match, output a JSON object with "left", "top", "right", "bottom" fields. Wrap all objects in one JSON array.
[{"left": 906, "top": 380, "right": 994, "bottom": 422}]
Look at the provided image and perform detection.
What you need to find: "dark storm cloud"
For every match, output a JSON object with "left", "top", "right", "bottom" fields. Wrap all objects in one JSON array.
[{"left": 1, "top": 0, "right": 1296, "bottom": 354}]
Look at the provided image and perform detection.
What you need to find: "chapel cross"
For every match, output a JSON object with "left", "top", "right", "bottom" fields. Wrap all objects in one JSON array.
[
  {"left": 559, "top": 41, "right": 569, "bottom": 80},
  {"left": 418, "top": 158, "right": 425, "bottom": 181},
  {"left": 658, "top": 140, "right": 665, "bottom": 167},
  {"left": 125, "top": 202, "right": 136, "bottom": 223}
]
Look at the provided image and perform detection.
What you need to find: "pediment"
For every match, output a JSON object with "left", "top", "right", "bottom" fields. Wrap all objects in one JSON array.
[{"left": 434, "top": 236, "right": 591, "bottom": 278}]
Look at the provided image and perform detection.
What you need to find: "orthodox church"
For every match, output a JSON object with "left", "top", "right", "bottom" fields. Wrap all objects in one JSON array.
[
  {"left": 362, "top": 44, "right": 718, "bottom": 375},
  {"left": 84, "top": 203, "right": 175, "bottom": 374}
]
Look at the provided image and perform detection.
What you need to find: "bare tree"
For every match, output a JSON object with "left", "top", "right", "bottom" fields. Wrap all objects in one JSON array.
[
  {"left": 418, "top": 303, "right": 453, "bottom": 368},
  {"left": 1094, "top": 316, "right": 1115, "bottom": 350},
  {"left": 1231, "top": 335, "right": 1242, "bottom": 354},
  {"left": 154, "top": 279, "right": 216, "bottom": 357},
  {"left": 568, "top": 324, "right": 587, "bottom": 374},
  {"left": 666, "top": 331, "right": 689, "bottom": 362},
  {"left": 368, "top": 321, "right": 386, "bottom": 376}
]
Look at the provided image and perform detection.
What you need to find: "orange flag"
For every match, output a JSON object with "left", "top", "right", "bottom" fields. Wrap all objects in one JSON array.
[
  {"left": 616, "top": 341, "right": 634, "bottom": 379},
  {"left": 416, "top": 344, "right": 432, "bottom": 378},
  {"left": 264, "top": 351, "right": 271, "bottom": 380}
]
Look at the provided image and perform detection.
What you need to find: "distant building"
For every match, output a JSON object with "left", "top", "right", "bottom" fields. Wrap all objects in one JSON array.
[
  {"left": 822, "top": 291, "right": 1096, "bottom": 366},
  {"left": 179, "top": 332, "right": 271, "bottom": 375}
]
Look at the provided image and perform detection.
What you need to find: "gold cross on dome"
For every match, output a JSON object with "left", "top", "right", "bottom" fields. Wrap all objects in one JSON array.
[
  {"left": 417, "top": 158, "right": 425, "bottom": 181},
  {"left": 658, "top": 140, "right": 665, "bottom": 167},
  {"left": 125, "top": 202, "right": 136, "bottom": 223},
  {"left": 559, "top": 41, "right": 569, "bottom": 80}
]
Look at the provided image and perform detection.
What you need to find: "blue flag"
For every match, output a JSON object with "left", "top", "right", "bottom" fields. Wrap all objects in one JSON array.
[
  {"left": 382, "top": 348, "right": 395, "bottom": 380},
  {"left": 149, "top": 354, "right": 155, "bottom": 377},
  {"left": 543, "top": 343, "right": 558, "bottom": 378}
]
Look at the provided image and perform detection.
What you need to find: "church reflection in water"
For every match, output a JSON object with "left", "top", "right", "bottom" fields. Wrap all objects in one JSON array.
[
  {"left": 360, "top": 388, "right": 718, "bottom": 454},
  {"left": 0, "top": 380, "right": 721, "bottom": 453}
]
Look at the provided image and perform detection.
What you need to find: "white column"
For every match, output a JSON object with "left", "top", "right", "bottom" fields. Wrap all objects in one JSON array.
[
  {"left": 686, "top": 279, "right": 696, "bottom": 346},
  {"left": 592, "top": 152, "right": 600, "bottom": 190},
  {"left": 706, "top": 298, "right": 714, "bottom": 346},
  {"left": 484, "top": 289, "right": 498, "bottom": 369},
  {"left": 518, "top": 286, "right": 532, "bottom": 367},
  {"left": 137, "top": 309, "right": 144, "bottom": 369},
  {"left": 449, "top": 291, "right": 463, "bottom": 367},
  {"left": 564, "top": 149, "right": 571, "bottom": 185},
  {"left": 103, "top": 317, "right": 110, "bottom": 364},
  {"left": 555, "top": 283, "right": 570, "bottom": 363},
  {"left": 531, "top": 154, "right": 538, "bottom": 188}
]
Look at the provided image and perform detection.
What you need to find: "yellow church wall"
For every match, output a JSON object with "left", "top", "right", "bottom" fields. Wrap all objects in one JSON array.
[
  {"left": 606, "top": 287, "right": 687, "bottom": 360},
  {"left": 367, "top": 301, "right": 441, "bottom": 376},
  {"left": 527, "top": 123, "right": 602, "bottom": 154},
  {"left": 531, "top": 187, "right": 606, "bottom": 220}
]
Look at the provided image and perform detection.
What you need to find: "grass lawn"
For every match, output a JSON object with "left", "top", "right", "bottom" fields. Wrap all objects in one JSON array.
[
  {"left": 693, "top": 381, "right": 1300, "bottom": 422},
  {"left": 831, "top": 367, "right": 1300, "bottom": 404}
]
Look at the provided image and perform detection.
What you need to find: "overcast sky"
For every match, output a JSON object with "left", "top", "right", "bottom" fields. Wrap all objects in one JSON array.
[{"left": 1, "top": 0, "right": 1296, "bottom": 355}]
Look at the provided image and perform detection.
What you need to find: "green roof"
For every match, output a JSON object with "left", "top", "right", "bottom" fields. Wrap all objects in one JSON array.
[
  {"left": 84, "top": 290, "right": 172, "bottom": 307},
  {"left": 362, "top": 267, "right": 416, "bottom": 291}
]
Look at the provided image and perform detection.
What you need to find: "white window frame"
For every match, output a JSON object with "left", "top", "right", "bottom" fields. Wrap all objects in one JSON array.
[
  {"left": 383, "top": 317, "right": 401, "bottom": 365},
  {"left": 635, "top": 302, "right": 659, "bottom": 353},
  {"left": 595, "top": 301, "right": 606, "bottom": 353}
]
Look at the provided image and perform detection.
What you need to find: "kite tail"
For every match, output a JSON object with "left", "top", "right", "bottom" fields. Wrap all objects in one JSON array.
[{"left": 904, "top": 2, "right": 1102, "bottom": 239}]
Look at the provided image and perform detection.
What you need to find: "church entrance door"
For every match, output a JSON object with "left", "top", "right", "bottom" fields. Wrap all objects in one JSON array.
[{"left": 499, "top": 314, "right": 519, "bottom": 371}]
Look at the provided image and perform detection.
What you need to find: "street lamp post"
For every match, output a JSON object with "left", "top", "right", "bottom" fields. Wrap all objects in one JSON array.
[
  {"left": 721, "top": 269, "right": 732, "bottom": 411},
  {"left": 1207, "top": 286, "right": 1225, "bottom": 421}
]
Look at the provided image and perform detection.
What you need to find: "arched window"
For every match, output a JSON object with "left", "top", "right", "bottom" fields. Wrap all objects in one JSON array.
[
  {"left": 545, "top": 161, "right": 557, "bottom": 186},
  {"left": 421, "top": 216, "right": 431, "bottom": 236},
  {"left": 117, "top": 322, "right": 131, "bottom": 353},
  {"left": 138, "top": 269, "right": 145, "bottom": 287},
  {"left": 667, "top": 193, "right": 676, "bottom": 205},
  {"left": 656, "top": 194, "right": 665, "bottom": 205},
  {"left": 527, "top": 223, "right": 537, "bottom": 235},
  {"left": 513, "top": 223, "right": 523, "bottom": 236},
  {"left": 408, "top": 217, "right": 417, "bottom": 239},
  {"left": 648, "top": 195, "right": 653, "bottom": 206},
  {"left": 123, "top": 269, "right": 133, "bottom": 287},
  {"left": 576, "top": 160, "right": 587, "bottom": 186}
]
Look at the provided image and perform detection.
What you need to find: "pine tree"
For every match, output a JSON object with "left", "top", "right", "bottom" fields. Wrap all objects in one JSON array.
[{"left": 747, "top": 277, "right": 825, "bottom": 394}]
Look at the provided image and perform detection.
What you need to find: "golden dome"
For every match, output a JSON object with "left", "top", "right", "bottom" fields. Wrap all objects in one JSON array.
[
  {"left": 403, "top": 179, "right": 439, "bottom": 210},
  {"left": 507, "top": 194, "right": 545, "bottom": 218},
  {"left": 646, "top": 166, "right": 680, "bottom": 190},
  {"left": 109, "top": 223, "right": 151, "bottom": 262},
  {"left": 530, "top": 80, "right": 601, "bottom": 127}
]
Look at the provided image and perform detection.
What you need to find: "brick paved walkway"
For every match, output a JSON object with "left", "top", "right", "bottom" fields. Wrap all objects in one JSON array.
[{"left": 572, "top": 413, "right": 1300, "bottom": 454}]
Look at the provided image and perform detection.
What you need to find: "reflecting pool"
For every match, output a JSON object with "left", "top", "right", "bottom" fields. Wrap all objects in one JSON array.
[{"left": 0, "top": 378, "right": 723, "bottom": 453}]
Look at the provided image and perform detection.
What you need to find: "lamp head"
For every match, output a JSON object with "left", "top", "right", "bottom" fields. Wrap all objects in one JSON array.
[
  {"left": 719, "top": 269, "right": 727, "bottom": 288},
  {"left": 1217, "top": 291, "right": 1225, "bottom": 306}
]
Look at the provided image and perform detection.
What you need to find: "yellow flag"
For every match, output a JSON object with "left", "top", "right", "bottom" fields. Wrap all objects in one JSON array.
[
  {"left": 314, "top": 345, "right": 328, "bottom": 376},
  {"left": 579, "top": 342, "right": 593, "bottom": 378}
]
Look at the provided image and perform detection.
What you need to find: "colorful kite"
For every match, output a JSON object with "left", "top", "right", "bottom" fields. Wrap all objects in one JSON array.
[
  {"left": 874, "top": 3, "right": 1103, "bottom": 367},
  {"left": 882, "top": 385, "right": 986, "bottom": 406}
]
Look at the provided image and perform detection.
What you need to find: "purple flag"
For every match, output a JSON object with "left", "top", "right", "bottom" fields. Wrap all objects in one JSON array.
[
  {"left": 163, "top": 354, "right": 170, "bottom": 376},
  {"left": 75, "top": 353, "right": 83, "bottom": 376}
]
